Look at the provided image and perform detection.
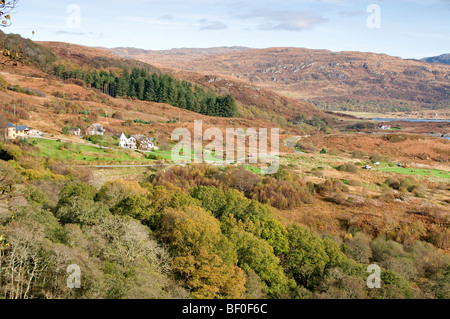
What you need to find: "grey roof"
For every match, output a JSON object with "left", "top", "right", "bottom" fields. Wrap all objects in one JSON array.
[
  {"left": 6, "top": 123, "right": 15, "bottom": 128},
  {"left": 15, "top": 125, "right": 30, "bottom": 131},
  {"left": 132, "top": 135, "right": 153, "bottom": 143},
  {"left": 87, "top": 124, "right": 105, "bottom": 133}
]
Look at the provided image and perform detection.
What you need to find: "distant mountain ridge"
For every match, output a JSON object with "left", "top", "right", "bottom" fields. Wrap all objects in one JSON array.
[
  {"left": 29, "top": 40, "right": 321, "bottom": 122},
  {"left": 422, "top": 54, "right": 450, "bottom": 66},
  {"left": 110, "top": 46, "right": 250, "bottom": 68},
  {"left": 110, "top": 46, "right": 450, "bottom": 112}
]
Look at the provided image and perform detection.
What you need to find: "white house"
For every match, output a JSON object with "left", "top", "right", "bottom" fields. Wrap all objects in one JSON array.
[
  {"left": 378, "top": 124, "right": 391, "bottom": 130},
  {"left": 119, "top": 133, "right": 154, "bottom": 150},
  {"left": 119, "top": 133, "right": 137, "bottom": 149}
]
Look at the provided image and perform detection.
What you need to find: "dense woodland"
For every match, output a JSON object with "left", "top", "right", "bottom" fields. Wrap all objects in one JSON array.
[
  {"left": 53, "top": 65, "right": 239, "bottom": 118},
  {"left": 0, "top": 141, "right": 449, "bottom": 299}
]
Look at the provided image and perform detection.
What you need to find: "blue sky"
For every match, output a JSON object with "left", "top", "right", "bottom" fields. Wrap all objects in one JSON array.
[{"left": 3, "top": 0, "right": 450, "bottom": 59}]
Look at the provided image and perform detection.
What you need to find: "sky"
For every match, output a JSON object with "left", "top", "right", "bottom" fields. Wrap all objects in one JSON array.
[{"left": 3, "top": 0, "right": 450, "bottom": 59}]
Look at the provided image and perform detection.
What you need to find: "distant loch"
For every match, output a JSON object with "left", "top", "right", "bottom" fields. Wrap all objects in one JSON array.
[{"left": 371, "top": 118, "right": 450, "bottom": 123}]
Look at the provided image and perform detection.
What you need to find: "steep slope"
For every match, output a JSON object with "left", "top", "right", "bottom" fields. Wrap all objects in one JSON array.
[
  {"left": 163, "top": 69, "right": 325, "bottom": 120},
  {"left": 111, "top": 47, "right": 450, "bottom": 112}
]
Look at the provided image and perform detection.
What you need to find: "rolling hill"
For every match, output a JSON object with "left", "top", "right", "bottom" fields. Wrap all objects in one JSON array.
[
  {"left": 110, "top": 47, "right": 450, "bottom": 113},
  {"left": 422, "top": 54, "right": 450, "bottom": 66},
  {"left": 0, "top": 31, "right": 336, "bottom": 153},
  {"left": 34, "top": 40, "right": 329, "bottom": 124}
]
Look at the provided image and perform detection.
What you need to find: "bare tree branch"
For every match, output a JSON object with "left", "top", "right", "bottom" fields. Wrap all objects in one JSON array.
[{"left": 0, "top": 0, "right": 19, "bottom": 27}]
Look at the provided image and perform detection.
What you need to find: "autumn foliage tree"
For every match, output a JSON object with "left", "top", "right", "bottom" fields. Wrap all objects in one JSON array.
[
  {"left": 223, "top": 220, "right": 296, "bottom": 298},
  {"left": 160, "top": 206, "right": 246, "bottom": 299}
]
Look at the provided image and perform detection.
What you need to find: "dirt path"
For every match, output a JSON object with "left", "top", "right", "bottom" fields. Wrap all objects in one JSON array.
[{"left": 284, "top": 135, "right": 309, "bottom": 153}]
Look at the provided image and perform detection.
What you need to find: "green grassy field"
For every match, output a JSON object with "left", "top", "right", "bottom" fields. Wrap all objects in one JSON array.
[
  {"left": 30, "top": 138, "right": 148, "bottom": 163},
  {"left": 32, "top": 138, "right": 254, "bottom": 165},
  {"left": 376, "top": 167, "right": 450, "bottom": 180},
  {"left": 150, "top": 149, "right": 226, "bottom": 163},
  {"left": 245, "top": 165, "right": 262, "bottom": 174}
]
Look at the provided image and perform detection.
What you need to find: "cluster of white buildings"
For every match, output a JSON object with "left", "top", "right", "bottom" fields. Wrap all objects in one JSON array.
[
  {"left": 70, "top": 124, "right": 156, "bottom": 151},
  {"left": 119, "top": 133, "right": 155, "bottom": 151},
  {"left": 4, "top": 121, "right": 155, "bottom": 152}
]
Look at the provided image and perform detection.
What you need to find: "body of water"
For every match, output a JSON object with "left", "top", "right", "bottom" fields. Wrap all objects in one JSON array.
[
  {"left": 371, "top": 118, "right": 450, "bottom": 123},
  {"left": 370, "top": 118, "right": 450, "bottom": 140}
]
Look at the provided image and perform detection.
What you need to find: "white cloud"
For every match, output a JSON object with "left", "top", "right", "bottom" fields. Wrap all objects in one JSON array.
[
  {"left": 199, "top": 20, "right": 228, "bottom": 30},
  {"left": 240, "top": 8, "right": 328, "bottom": 31}
]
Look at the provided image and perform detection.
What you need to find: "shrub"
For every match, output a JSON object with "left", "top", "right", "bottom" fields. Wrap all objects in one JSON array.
[
  {"left": 386, "top": 177, "right": 401, "bottom": 190},
  {"left": 352, "top": 150, "right": 368, "bottom": 159},
  {"left": 343, "top": 233, "right": 373, "bottom": 264},
  {"left": 122, "top": 119, "right": 134, "bottom": 126},
  {"left": 412, "top": 183, "right": 427, "bottom": 198},
  {"left": 370, "top": 153, "right": 385, "bottom": 163},
  {"left": 112, "top": 112, "right": 124, "bottom": 120},
  {"left": 382, "top": 134, "right": 408, "bottom": 143},
  {"left": 62, "top": 127, "right": 70, "bottom": 135},
  {"left": 0, "top": 75, "right": 8, "bottom": 90},
  {"left": 52, "top": 91, "right": 65, "bottom": 98},
  {"left": 337, "top": 164, "right": 358, "bottom": 173}
]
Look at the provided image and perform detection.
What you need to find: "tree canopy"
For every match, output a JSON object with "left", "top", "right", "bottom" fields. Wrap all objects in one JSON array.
[{"left": 54, "top": 65, "right": 239, "bottom": 118}]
